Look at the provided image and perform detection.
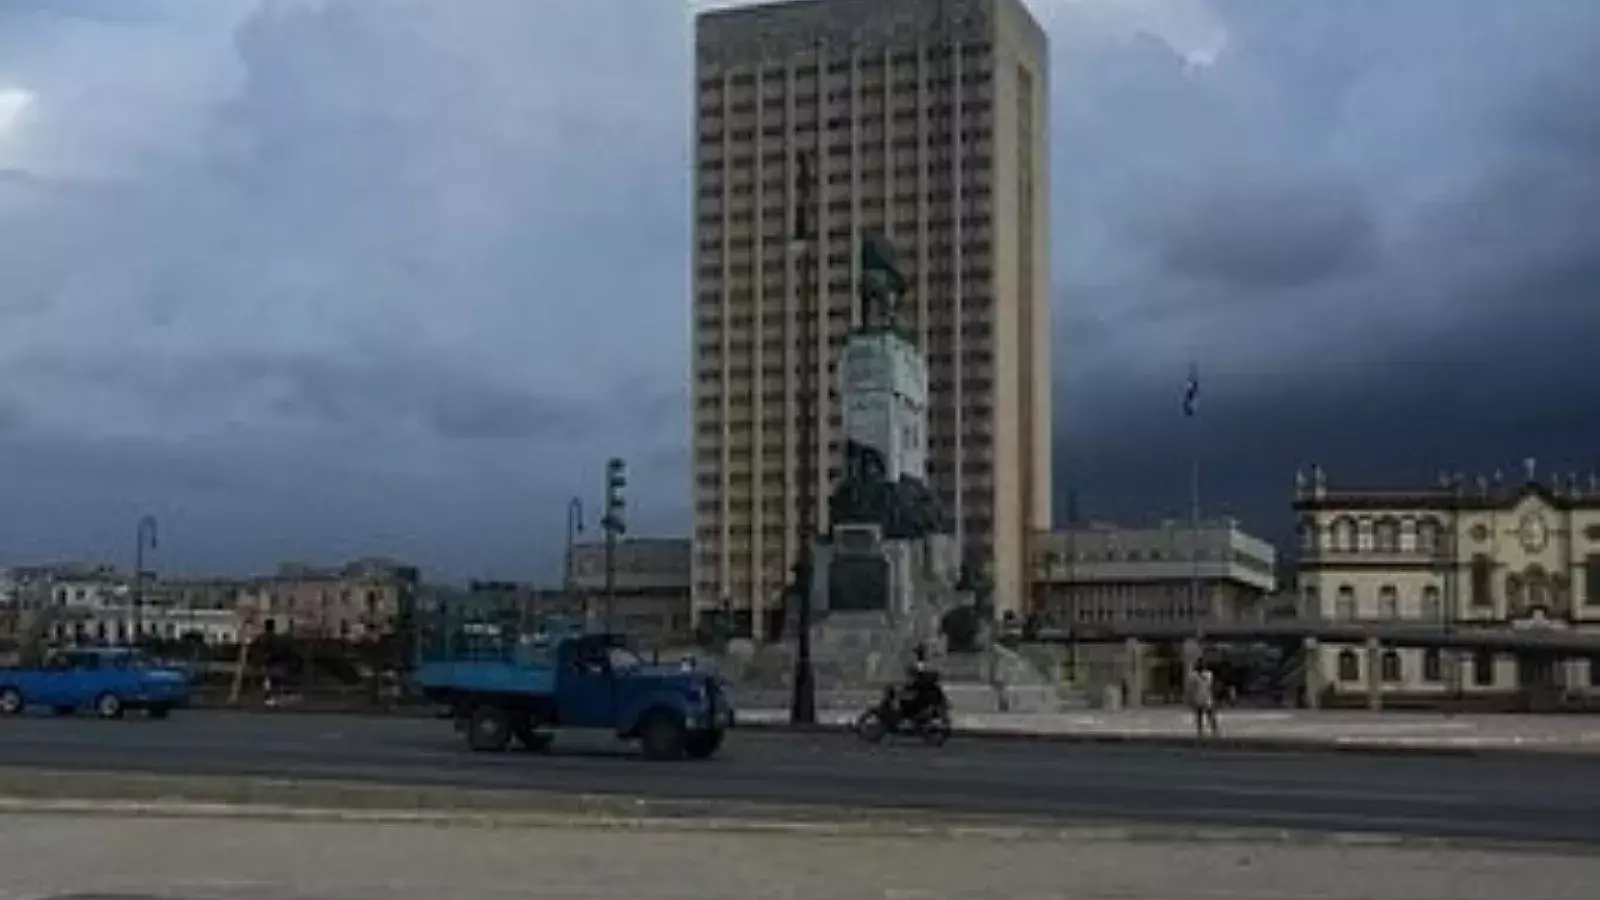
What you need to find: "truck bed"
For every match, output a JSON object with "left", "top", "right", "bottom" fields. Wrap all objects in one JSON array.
[{"left": 413, "top": 660, "right": 556, "bottom": 697}]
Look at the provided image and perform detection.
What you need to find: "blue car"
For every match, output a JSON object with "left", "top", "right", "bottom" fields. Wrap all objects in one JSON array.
[{"left": 0, "top": 647, "right": 191, "bottom": 719}]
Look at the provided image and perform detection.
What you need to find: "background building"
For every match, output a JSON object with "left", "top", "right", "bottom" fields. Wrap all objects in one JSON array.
[
  {"left": 1294, "top": 463, "right": 1600, "bottom": 699},
  {"left": 1030, "top": 519, "right": 1279, "bottom": 629},
  {"left": 691, "top": 0, "right": 1053, "bottom": 638},
  {"left": 244, "top": 558, "right": 418, "bottom": 642},
  {"left": 570, "top": 537, "right": 693, "bottom": 647}
]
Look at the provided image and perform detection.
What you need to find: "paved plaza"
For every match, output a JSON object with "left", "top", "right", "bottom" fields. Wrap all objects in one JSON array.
[{"left": 0, "top": 812, "right": 1596, "bottom": 900}]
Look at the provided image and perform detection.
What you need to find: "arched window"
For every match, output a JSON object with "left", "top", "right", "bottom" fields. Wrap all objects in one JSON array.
[
  {"left": 1525, "top": 566, "right": 1550, "bottom": 611},
  {"left": 1381, "top": 650, "right": 1403, "bottom": 683},
  {"left": 1332, "top": 517, "right": 1358, "bottom": 552},
  {"left": 1338, "top": 649, "right": 1360, "bottom": 682},
  {"left": 1302, "top": 585, "right": 1320, "bottom": 618},
  {"left": 1470, "top": 555, "right": 1493, "bottom": 607},
  {"left": 1374, "top": 518, "right": 1400, "bottom": 552},
  {"left": 1336, "top": 585, "right": 1357, "bottom": 620},
  {"left": 1417, "top": 517, "right": 1442, "bottom": 554},
  {"left": 1378, "top": 585, "right": 1399, "bottom": 619},
  {"left": 1420, "top": 585, "right": 1443, "bottom": 622},
  {"left": 1473, "top": 650, "right": 1495, "bottom": 686},
  {"left": 1423, "top": 648, "right": 1442, "bottom": 682}
]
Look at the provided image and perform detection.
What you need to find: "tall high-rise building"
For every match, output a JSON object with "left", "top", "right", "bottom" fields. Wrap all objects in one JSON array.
[{"left": 692, "top": 0, "right": 1052, "bottom": 639}]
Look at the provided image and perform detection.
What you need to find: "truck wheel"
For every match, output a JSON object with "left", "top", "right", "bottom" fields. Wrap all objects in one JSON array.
[
  {"left": 0, "top": 687, "right": 22, "bottom": 716},
  {"left": 511, "top": 716, "right": 553, "bottom": 753},
  {"left": 639, "top": 711, "right": 687, "bottom": 761},
  {"left": 466, "top": 705, "right": 511, "bottom": 752},
  {"left": 684, "top": 729, "right": 724, "bottom": 760},
  {"left": 95, "top": 692, "right": 125, "bottom": 720}
]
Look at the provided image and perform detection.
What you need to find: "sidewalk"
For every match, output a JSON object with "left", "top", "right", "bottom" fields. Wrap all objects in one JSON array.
[{"left": 736, "top": 707, "right": 1600, "bottom": 756}]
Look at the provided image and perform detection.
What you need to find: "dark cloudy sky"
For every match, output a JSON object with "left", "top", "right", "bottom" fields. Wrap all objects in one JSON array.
[{"left": 1, "top": 0, "right": 1597, "bottom": 582}]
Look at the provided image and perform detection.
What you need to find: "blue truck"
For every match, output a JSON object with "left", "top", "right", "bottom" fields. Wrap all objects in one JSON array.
[
  {"left": 413, "top": 625, "right": 733, "bottom": 760},
  {"left": 0, "top": 647, "right": 191, "bottom": 719}
]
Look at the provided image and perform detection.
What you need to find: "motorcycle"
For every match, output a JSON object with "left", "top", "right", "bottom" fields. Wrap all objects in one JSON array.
[{"left": 854, "top": 671, "right": 952, "bottom": 746}]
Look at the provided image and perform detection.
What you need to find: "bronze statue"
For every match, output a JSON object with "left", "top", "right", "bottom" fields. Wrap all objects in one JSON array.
[{"left": 859, "top": 231, "right": 908, "bottom": 329}]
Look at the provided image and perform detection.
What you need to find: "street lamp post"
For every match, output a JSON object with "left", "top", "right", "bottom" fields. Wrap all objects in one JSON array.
[
  {"left": 133, "top": 515, "right": 158, "bottom": 647},
  {"left": 789, "top": 149, "right": 818, "bottom": 726},
  {"left": 601, "top": 459, "right": 627, "bottom": 633}
]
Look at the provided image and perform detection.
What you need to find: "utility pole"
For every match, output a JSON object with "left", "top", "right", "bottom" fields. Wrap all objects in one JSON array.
[
  {"left": 133, "top": 515, "right": 158, "bottom": 647},
  {"left": 601, "top": 459, "right": 627, "bottom": 633},
  {"left": 789, "top": 148, "right": 818, "bottom": 726}
]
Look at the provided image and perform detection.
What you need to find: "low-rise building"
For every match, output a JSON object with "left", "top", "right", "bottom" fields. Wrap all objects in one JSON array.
[
  {"left": 238, "top": 558, "right": 419, "bottom": 641},
  {"left": 1294, "top": 461, "right": 1600, "bottom": 700},
  {"left": 1030, "top": 519, "right": 1279, "bottom": 629},
  {"left": 570, "top": 537, "right": 693, "bottom": 647}
]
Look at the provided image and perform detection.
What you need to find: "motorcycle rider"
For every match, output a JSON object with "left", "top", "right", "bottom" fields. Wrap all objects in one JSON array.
[{"left": 898, "top": 644, "right": 942, "bottom": 723}]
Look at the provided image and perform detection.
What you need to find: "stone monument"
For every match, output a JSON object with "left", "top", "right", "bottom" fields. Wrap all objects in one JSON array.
[{"left": 797, "top": 232, "right": 970, "bottom": 686}]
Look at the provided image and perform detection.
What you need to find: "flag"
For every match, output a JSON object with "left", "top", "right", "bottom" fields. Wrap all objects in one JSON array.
[{"left": 1183, "top": 362, "right": 1199, "bottom": 417}]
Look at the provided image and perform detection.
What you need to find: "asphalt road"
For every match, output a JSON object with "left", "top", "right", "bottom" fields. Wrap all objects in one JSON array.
[{"left": 2, "top": 711, "right": 1599, "bottom": 844}]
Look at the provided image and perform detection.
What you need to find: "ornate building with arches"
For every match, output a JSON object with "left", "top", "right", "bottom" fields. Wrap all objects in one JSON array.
[{"left": 1293, "top": 460, "right": 1600, "bottom": 698}]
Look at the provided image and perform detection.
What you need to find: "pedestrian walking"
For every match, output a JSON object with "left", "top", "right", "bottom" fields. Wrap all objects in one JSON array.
[{"left": 1187, "top": 660, "right": 1220, "bottom": 739}]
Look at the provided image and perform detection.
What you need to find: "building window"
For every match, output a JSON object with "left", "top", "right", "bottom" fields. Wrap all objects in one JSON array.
[
  {"left": 1586, "top": 556, "right": 1600, "bottom": 606},
  {"left": 1470, "top": 555, "right": 1493, "bottom": 607},
  {"left": 1332, "top": 517, "right": 1358, "bottom": 552},
  {"left": 1472, "top": 650, "right": 1494, "bottom": 686},
  {"left": 1378, "top": 585, "right": 1399, "bottom": 619},
  {"left": 1374, "top": 518, "right": 1400, "bottom": 553},
  {"left": 1422, "top": 648, "right": 1442, "bottom": 682},
  {"left": 1420, "top": 586, "right": 1443, "bottom": 622},
  {"left": 1335, "top": 586, "right": 1357, "bottom": 621},
  {"left": 1301, "top": 585, "right": 1319, "bottom": 618},
  {"left": 1590, "top": 656, "right": 1600, "bottom": 688},
  {"left": 1417, "top": 517, "right": 1441, "bottom": 554},
  {"left": 1381, "top": 650, "right": 1402, "bottom": 683},
  {"left": 1337, "top": 649, "right": 1360, "bottom": 682}
]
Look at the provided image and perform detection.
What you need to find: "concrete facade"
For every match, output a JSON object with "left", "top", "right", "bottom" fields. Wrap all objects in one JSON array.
[
  {"left": 691, "top": 0, "right": 1053, "bottom": 637},
  {"left": 1294, "top": 462, "right": 1600, "bottom": 699},
  {"left": 1029, "top": 519, "right": 1279, "bottom": 628}
]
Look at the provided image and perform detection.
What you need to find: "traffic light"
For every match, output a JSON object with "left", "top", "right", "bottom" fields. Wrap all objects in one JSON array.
[{"left": 603, "top": 457, "right": 627, "bottom": 536}]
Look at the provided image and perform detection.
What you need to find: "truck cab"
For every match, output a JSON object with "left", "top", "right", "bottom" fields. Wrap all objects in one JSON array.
[{"left": 414, "top": 627, "right": 732, "bottom": 760}]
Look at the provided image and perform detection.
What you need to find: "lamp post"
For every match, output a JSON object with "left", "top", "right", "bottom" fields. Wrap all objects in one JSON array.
[
  {"left": 561, "top": 496, "right": 584, "bottom": 629},
  {"left": 132, "top": 515, "right": 158, "bottom": 647},
  {"left": 601, "top": 459, "right": 627, "bottom": 633},
  {"left": 789, "top": 149, "right": 817, "bottom": 726}
]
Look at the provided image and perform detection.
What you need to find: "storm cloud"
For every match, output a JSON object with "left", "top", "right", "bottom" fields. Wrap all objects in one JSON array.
[{"left": 1, "top": 0, "right": 1597, "bottom": 580}]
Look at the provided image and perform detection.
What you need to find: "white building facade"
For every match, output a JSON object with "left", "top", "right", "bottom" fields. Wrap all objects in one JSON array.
[{"left": 1294, "top": 463, "right": 1600, "bottom": 699}]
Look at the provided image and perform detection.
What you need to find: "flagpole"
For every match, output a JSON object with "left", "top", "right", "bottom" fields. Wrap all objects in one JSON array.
[{"left": 1184, "top": 363, "right": 1201, "bottom": 636}]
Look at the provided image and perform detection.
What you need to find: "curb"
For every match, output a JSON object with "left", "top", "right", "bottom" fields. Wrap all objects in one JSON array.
[{"left": 731, "top": 717, "right": 1600, "bottom": 760}]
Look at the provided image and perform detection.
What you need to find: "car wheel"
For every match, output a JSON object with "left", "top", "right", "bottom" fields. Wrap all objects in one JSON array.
[
  {"left": 466, "top": 705, "right": 511, "bottom": 752},
  {"left": 95, "top": 692, "right": 125, "bottom": 720},
  {"left": 639, "top": 711, "right": 687, "bottom": 761},
  {"left": 684, "top": 729, "right": 724, "bottom": 759},
  {"left": 511, "top": 715, "right": 553, "bottom": 752},
  {"left": 0, "top": 687, "right": 22, "bottom": 716}
]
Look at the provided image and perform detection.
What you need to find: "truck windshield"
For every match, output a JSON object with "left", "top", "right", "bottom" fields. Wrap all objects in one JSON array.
[{"left": 606, "top": 646, "right": 644, "bottom": 671}]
